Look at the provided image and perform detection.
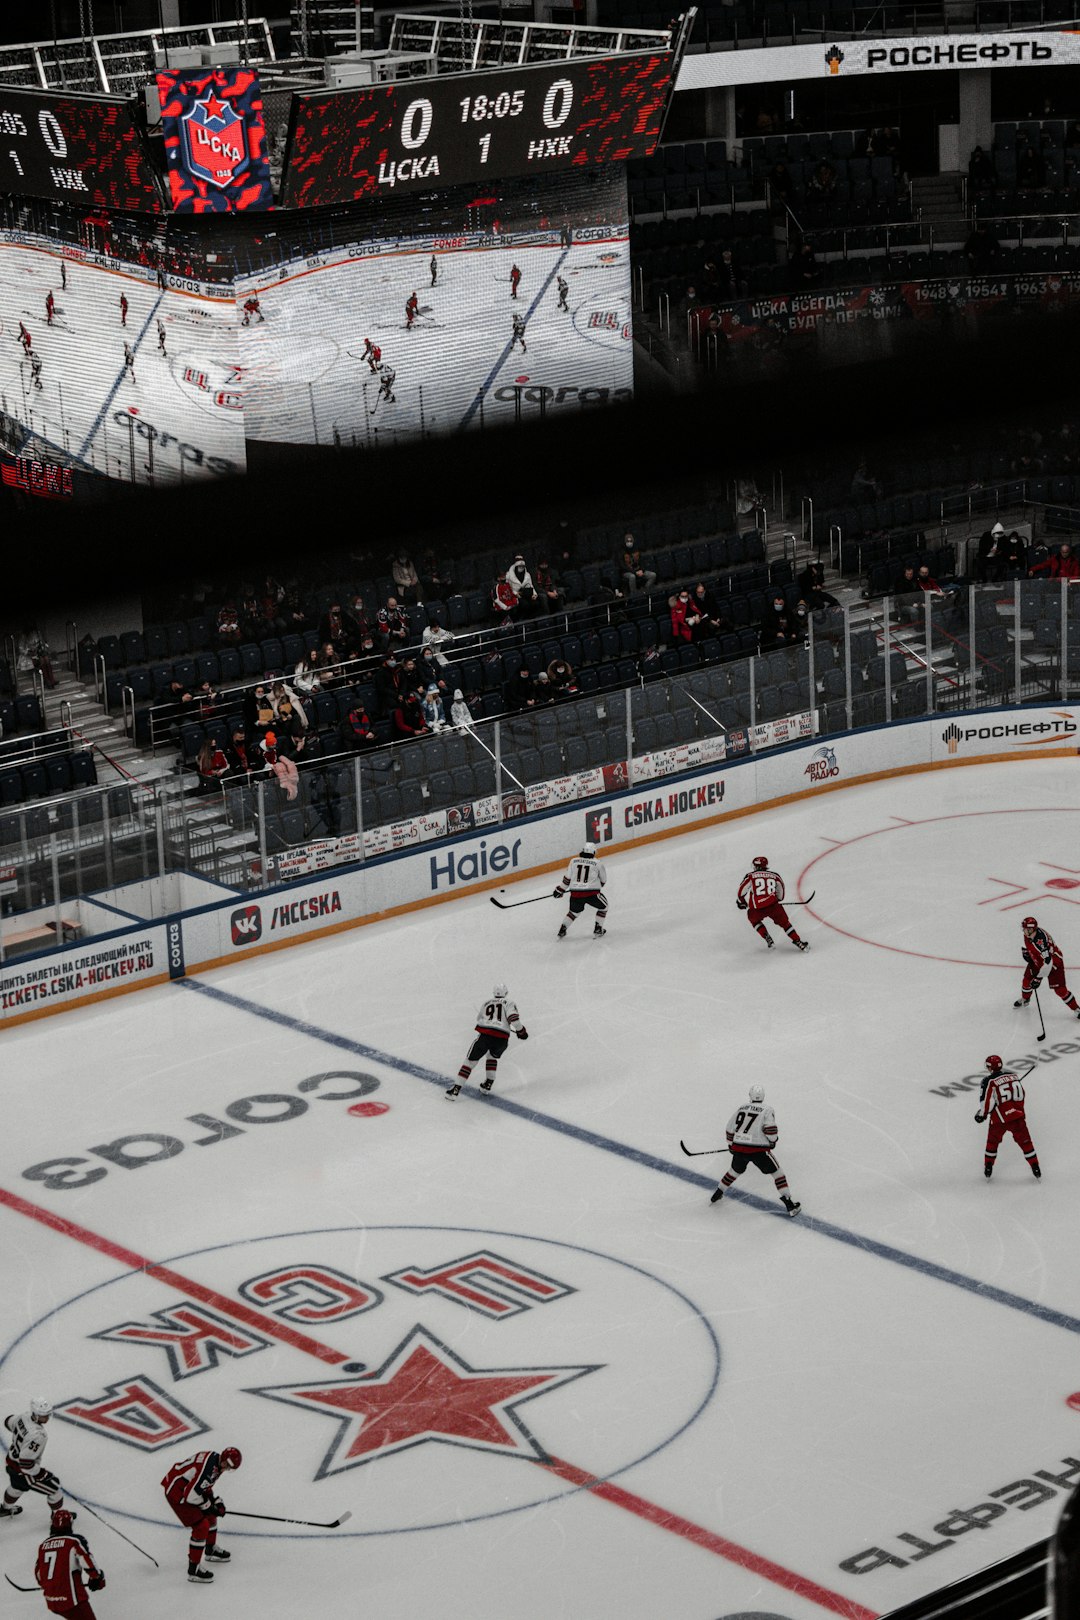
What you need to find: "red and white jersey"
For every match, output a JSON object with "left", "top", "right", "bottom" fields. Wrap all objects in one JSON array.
[
  {"left": 982, "top": 1072, "right": 1028, "bottom": 1123},
  {"left": 4, "top": 1410, "right": 49, "bottom": 1476},
  {"left": 162, "top": 1450, "right": 223, "bottom": 1511},
  {"left": 1023, "top": 927, "right": 1060, "bottom": 972},
  {"left": 474, "top": 994, "right": 522, "bottom": 1039},
  {"left": 35, "top": 1532, "right": 102, "bottom": 1611},
  {"left": 738, "top": 868, "right": 785, "bottom": 908},
  {"left": 560, "top": 855, "right": 606, "bottom": 894},
  {"left": 725, "top": 1099, "right": 779, "bottom": 1152}
]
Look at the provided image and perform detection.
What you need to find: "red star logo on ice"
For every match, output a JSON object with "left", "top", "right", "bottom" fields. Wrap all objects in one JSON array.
[
  {"left": 247, "top": 1325, "right": 598, "bottom": 1477},
  {"left": 197, "top": 92, "right": 229, "bottom": 124}
]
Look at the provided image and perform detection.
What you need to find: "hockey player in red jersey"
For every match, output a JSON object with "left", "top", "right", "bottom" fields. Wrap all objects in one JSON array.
[
  {"left": 241, "top": 296, "right": 264, "bottom": 327},
  {"left": 405, "top": 291, "right": 419, "bottom": 329},
  {"left": 35, "top": 1509, "right": 104, "bottom": 1618},
  {"left": 510, "top": 263, "right": 522, "bottom": 299},
  {"left": 119, "top": 293, "right": 128, "bottom": 327},
  {"left": 975, "top": 1056, "right": 1041, "bottom": 1179},
  {"left": 445, "top": 985, "right": 528, "bottom": 1099},
  {"left": 737, "top": 857, "right": 808, "bottom": 951},
  {"left": 361, "top": 338, "right": 382, "bottom": 374},
  {"left": 45, "top": 291, "right": 55, "bottom": 326},
  {"left": 710, "top": 1085, "right": 801, "bottom": 1215},
  {"left": 161, "top": 1446, "right": 241, "bottom": 1584},
  {"left": 1016, "top": 916, "right": 1079, "bottom": 1015}
]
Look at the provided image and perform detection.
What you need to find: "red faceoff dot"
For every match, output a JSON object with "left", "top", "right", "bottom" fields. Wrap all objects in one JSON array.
[
  {"left": 1066, "top": 1392, "right": 1080, "bottom": 1412},
  {"left": 1045, "top": 877, "right": 1080, "bottom": 889},
  {"left": 348, "top": 1101, "right": 389, "bottom": 1118}
]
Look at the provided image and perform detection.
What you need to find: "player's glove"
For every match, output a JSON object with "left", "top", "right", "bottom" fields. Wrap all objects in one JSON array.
[
  {"left": 736, "top": 899, "right": 747, "bottom": 910},
  {"left": 974, "top": 1112, "right": 984, "bottom": 1123},
  {"left": 211, "top": 1498, "right": 226, "bottom": 1518},
  {"left": 88, "top": 1574, "right": 106, "bottom": 1591},
  {"left": 516, "top": 1028, "right": 529, "bottom": 1040},
  {"left": 553, "top": 887, "right": 564, "bottom": 898},
  {"left": 1030, "top": 977, "right": 1042, "bottom": 990}
]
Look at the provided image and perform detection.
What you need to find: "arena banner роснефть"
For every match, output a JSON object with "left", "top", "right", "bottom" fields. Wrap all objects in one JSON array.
[
  {"left": 157, "top": 68, "right": 274, "bottom": 212},
  {"left": 677, "top": 29, "right": 1080, "bottom": 89}
]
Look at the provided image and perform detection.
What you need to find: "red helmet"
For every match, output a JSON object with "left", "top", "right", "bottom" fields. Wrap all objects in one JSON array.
[
  {"left": 752, "top": 856, "right": 769, "bottom": 869},
  {"left": 985, "top": 1055, "right": 1003, "bottom": 1072},
  {"left": 1022, "top": 916, "right": 1038, "bottom": 929},
  {"left": 50, "top": 1508, "right": 75, "bottom": 1534},
  {"left": 219, "top": 1447, "right": 242, "bottom": 1471}
]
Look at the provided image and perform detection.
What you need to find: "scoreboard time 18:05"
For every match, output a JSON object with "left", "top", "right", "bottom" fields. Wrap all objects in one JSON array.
[{"left": 281, "top": 52, "right": 674, "bottom": 209}]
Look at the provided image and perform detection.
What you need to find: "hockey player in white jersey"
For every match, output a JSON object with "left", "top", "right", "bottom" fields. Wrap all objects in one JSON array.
[
  {"left": 1, "top": 1398, "right": 64, "bottom": 1520},
  {"left": 445, "top": 984, "right": 528, "bottom": 1099},
  {"left": 554, "top": 842, "right": 608, "bottom": 939},
  {"left": 710, "top": 1086, "right": 801, "bottom": 1216}
]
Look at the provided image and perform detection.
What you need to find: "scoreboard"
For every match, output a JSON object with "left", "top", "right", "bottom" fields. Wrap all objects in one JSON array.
[
  {"left": 280, "top": 52, "right": 673, "bottom": 209},
  {"left": 0, "top": 88, "right": 162, "bottom": 212}
]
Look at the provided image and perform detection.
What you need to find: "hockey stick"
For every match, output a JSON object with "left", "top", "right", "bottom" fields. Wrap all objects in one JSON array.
[
  {"left": 68, "top": 1496, "right": 158, "bottom": 1566},
  {"left": 4, "top": 1573, "right": 35, "bottom": 1592},
  {"left": 679, "top": 1140, "right": 731, "bottom": 1157},
  {"left": 226, "top": 1509, "right": 352, "bottom": 1529},
  {"left": 490, "top": 891, "right": 550, "bottom": 909},
  {"left": 1033, "top": 983, "right": 1046, "bottom": 1042},
  {"left": 785, "top": 891, "right": 816, "bottom": 906}
]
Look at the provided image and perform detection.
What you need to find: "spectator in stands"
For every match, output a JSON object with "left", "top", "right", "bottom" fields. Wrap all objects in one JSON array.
[
  {"left": 1029, "top": 542, "right": 1080, "bottom": 580},
  {"left": 450, "top": 688, "right": 473, "bottom": 728},
  {"left": 670, "top": 589, "right": 701, "bottom": 644},
  {"left": 418, "top": 646, "right": 450, "bottom": 696},
  {"left": 419, "top": 547, "right": 454, "bottom": 600},
  {"left": 421, "top": 618, "right": 454, "bottom": 665},
  {"left": 1003, "top": 531, "right": 1028, "bottom": 576},
  {"left": 393, "top": 691, "right": 429, "bottom": 738},
  {"left": 376, "top": 653, "right": 403, "bottom": 711},
  {"left": 534, "top": 558, "right": 565, "bottom": 615},
  {"left": 916, "top": 564, "right": 945, "bottom": 597},
  {"left": 492, "top": 570, "right": 520, "bottom": 624},
  {"left": 735, "top": 477, "right": 765, "bottom": 526},
  {"left": 716, "top": 248, "right": 745, "bottom": 300},
  {"left": 808, "top": 160, "right": 837, "bottom": 196},
  {"left": 216, "top": 602, "right": 242, "bottom": 644},
  {"left": 967, "top": 145, "right": 996, "bottom": 188},
  {"left": 533, "top": 671, "right": 554, "bottom": 706},
  {"left": 700, "top": 257, "right": 722, "bottom": 301},
  {"left": 15, "top": 626, "right": 56, "bottom": 690},
  {"left": 271, "top": 679, "right": 307, "bottom": 729},
  {"left": 893, "top": 563, "right": 921, "bottom": 621},
  {"left": 274, "top": 697, "right": 307, "bottom": 757},
  {"left": 196, "top": 737, "right": 230, "bottom": 794},
  {"left": 321, "top": 600, "right": 362, "bottom": 656},
  {"left": 620, "top": 535, "right": 657, "bottom": 594},
  {"left": 259, "top": 576, "right": 288, "bottom": 633},
  {"left": 391, "top": 550, "right": 422, "bottom": 603},
  {"left": 282, "top": 585, "right": 312, "bottom": 635},
  {"left": 975, "top": 521, "right": 1007, "bottom": 582},
  {"left": 797, "top": 560, "right": 840, "bottom": 611},
  {"left": 964, "top": 221, "right": 1001, "bottom": 275},
  {"left": 507, "top": 555, "right": 537, "bottom": 614},
  {"left": 244, "top": 683, "right": 276, "bottom": 747},
  {"left": 375, "top": 597, "right": 410, "bottom": 651},
  {"left": 342, "top": 703, "right": 377, "bottom": 751},
  {"left": 510, "top": 666, "right": 536, "bottom": 709},
  {"left": 790, "top": 241, "right": 821, "bottom": 289},
  {"left": 546, "top": 657, "right": 577, "bottom": 699},
  {"left": 851, "top": 459, "right": 883, "bottom": 498},
  {"left": 760, "top": 594, "right": 797, "bottom": 648},
  {"left": 421, "top": 684, "right": 446, "bottom": 731},
  {"left": 317, "top": 643, "right": 346, "bottom": 688},
  {"left": 293, "top": 649, "right": 322, "bottom": 697},
  {"left": 638, "top": 642, "right": 663, "bottom": 681},
  {"left": 690, "top": 582, "right": 730, "bottom": 638},
  {"left": 163, "top": 677, "right": 194, "bottom": 719},
  {"left": 261, "top": 732, "right": 299, "bottom": 800},
  {"left": 1017, "top": 144, "right": 1045, "bottom": 188},
  {"left": 227, "top": 728, "right": 251, "bottom": 774}
]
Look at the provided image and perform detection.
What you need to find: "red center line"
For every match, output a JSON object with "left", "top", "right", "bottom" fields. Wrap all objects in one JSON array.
[{"left": 0, "top": 1185, "right": 878, "bottom": 1618}]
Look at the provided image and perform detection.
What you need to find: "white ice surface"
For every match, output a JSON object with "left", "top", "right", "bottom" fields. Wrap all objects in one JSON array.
[{"left": 1, "top": 758, "right": 1079, "bottom": 1620}]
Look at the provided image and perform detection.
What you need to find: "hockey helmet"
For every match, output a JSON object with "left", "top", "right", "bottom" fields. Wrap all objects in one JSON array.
[
  {"left": 752, "top": 856, "right": 769, "bottom": 869},
  {"left": 493, "top": 984, "right": 508, "bottom": 1000},
  {"left": 985, "top": 1055, "right": 1003, "bottom": 1073},
  {"left": 581, "top": 842, "right": 596, "bottom": 857},
  {"left": 50, "top": 1508, "right": 74, "bottom": 1534},
  {"left": 30, "top": 1398, "right": 52, "bottom": 1422},
  {"left": 219, "top": 1447, "right": 242, "bottom": 1471},
  {"left": 749, "top": 1084, "right": 765, "bottom": 1102},
  {"left": 1022, "top": 916, "right": 1038, "bottom": 929}
]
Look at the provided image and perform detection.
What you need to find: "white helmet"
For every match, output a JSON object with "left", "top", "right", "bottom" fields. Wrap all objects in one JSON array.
[
  {"left": 493, "top": 984, "right": 508, "bottom": 999},
  {"left": 30, "top": 1398, "right": 52, "bottom": 1422},
  {"left": 748, "top": 1085, "right": 765, "bottom": 1103},
  {"left": 581, "top": 842, "right": 596, "bottom": 857}
]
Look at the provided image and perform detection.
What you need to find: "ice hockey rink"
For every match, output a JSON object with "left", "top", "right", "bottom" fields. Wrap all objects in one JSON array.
[{"left": 1, "top": 755, "right": 1079, "bottom": 1620}]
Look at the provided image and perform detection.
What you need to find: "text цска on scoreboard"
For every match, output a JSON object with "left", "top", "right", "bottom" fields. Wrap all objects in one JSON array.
[{"left": 280, "top": 51, "right": 673, "bottom": 208}]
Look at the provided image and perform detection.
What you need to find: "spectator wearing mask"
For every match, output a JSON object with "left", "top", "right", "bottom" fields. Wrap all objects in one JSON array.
[
  {"left": 421, "top": 684, "right": 446, "bottom": 730},
  {"left": 391, "top": 551, "right": 422, "bottom": 603},
  {"left": 422, "top": 619, "right": 455, "bottom": 665},
  {"left": 261, "top": 732, "right": 299, "bottom": 800},
  {"left": 228, "top": 729, "right": 251, "bottom": 773},
  {"left": 320, "top": 601, "right": 363, "bottom": 655},
  {"left": 620, "top": 535, "right": 658, "bottom": 594},
  {"left": 690, "top": 582, "right": 730, "bottom": 637},
  {"left": 375, "top": 597, "right": 410, "bottom": 651},
  {"left": 797, "top": 560, "right": 840, "bottom": 611},
  {"left": 546, "top": 658, "right": 577, "bottom": 698},
  {"left": 534, "top": 558, "right": 565, "bottom": 615},
  {"left": 492, "top": 571, "right": 520, "bottom": 624},
  {"left": 343, "top": 704, "right": 378, "bottom": 751},
  {"left": 393, "top": 692, "right": 429, "bottom": 738},
  {"left": 506, "top": 556, "right": 536, "bottom": 614},
  {"left": 975, "top": 522, "right": 1006, "bottom": 583},
  {"left": 450, "top": 688, "right": 473, "bottom": 728},
  {"left": 760, "top": 594, "right": 796, "bottom": 647},
  {"left": 670, "top": 589, "right": 701, "bottom": 644},
  {"left": 274, "top": 697, "right": 307, "bottom": 757},
  {"left": 196, "top": 737, "right": 230, "bottom": 794},
  {"left": 1003, "top": 531, "right": 1027, "bottom": 576}
]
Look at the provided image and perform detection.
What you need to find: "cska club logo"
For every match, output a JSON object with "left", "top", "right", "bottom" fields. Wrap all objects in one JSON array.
[{"left": 181, "top": 92, "right": 247, "bottom": 190}]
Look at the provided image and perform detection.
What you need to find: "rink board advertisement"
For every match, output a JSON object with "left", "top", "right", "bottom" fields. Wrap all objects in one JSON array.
[{"left": 1, "top": 704, "right": 1075, "bottom": 1027}]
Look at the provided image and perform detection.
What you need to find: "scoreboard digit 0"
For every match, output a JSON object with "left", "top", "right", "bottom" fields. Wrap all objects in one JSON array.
[{"left": 0, "top": 89, "right": 162, "bottom": 213}]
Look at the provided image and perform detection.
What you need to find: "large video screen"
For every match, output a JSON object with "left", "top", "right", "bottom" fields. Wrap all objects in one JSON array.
[{"left": 0, "top": 164, "right": 631, "bottom": 485}]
